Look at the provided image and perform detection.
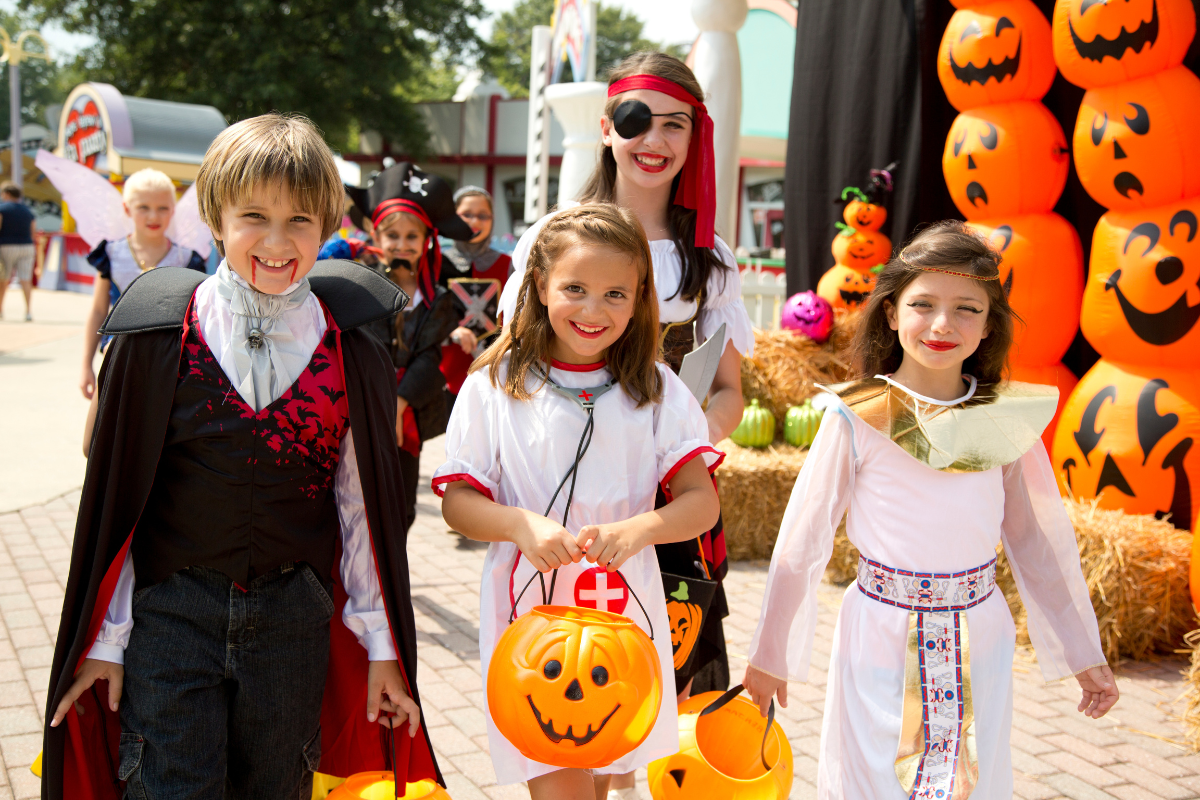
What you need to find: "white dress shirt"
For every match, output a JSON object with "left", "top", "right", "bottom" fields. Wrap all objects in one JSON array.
[{"left": 87, "top": 267, "right": 396, "bottom": 664}]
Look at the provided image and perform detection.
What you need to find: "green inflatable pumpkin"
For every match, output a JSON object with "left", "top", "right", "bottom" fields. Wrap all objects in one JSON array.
[
  {"left": 784, "top": 401, "right": 824, "bottom": 448},
  {"left": 731, "top": 399, "right": 775, "bottom": 448}
]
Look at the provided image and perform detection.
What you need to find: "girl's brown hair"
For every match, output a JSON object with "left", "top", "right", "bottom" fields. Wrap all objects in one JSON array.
[
  {"left": 850, "top": 220, "right": 1018, "bottom": 385},
  {"left": 577, "top": 51, "right": 729, "bottom": 303},
  {"left": 473, "top": 204, "right": 663, "bottom": 405}
]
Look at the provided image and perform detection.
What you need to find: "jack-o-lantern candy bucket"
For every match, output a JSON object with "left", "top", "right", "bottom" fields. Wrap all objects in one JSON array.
[
  {"left": 647, "top": 686, "right": 793, "bottom": 800},
  {"left": 1051, "top": 358, "right": 1200, "bottom": 532},
  {"left": 324, "top": 774, "right": 450, "bottom": 799},
  {"left": 938, "top": 0, "right": 1056, "bottom": 111},
  {"left": 943, "top": 100, "right": 1069, "bottom": 219},
  {"left": 1072, "top": 66, "right": 1200, "bottom": 211},
  {"left": 1080, "top": 196, "right": 1200, "bottom": 366},
  {"left": 487, "top": 604, "right": 662, "bottom": 769},
  {"left": 1052, "top": 0, "right": 1196, "bottom": 89}
]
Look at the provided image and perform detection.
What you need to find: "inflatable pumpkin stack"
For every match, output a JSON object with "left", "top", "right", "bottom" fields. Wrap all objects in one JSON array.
[
  {"left": 1049, "top": 0, "right": 1200, "bottom": 537},
  {"left": 938, "top": 0, "right": 1083, "bottom": 446},
  {"left": 816, "top": 186, "right": 892, "bottom": 312}
]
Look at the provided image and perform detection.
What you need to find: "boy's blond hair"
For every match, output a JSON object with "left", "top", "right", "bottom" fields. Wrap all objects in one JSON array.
[
  {"left": 123, "top": 168, "right": 176, "bottom": 204},
  {"left": 196, "top": 113, "right": 343, "bottom": 256}
]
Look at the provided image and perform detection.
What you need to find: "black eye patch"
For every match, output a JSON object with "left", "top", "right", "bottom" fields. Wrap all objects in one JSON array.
[{"left": 612, "top": 100, "right": 689, "bottom": 140}]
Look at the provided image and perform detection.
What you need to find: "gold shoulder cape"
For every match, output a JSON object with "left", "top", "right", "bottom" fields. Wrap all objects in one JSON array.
[{"left": 821, "top": 378, "right": 1058, "bottom": 473}]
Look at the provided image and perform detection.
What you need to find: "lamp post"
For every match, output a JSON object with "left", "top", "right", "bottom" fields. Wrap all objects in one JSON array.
[{"left": 0, "top": 27, "right": 50, "bottom": 191}]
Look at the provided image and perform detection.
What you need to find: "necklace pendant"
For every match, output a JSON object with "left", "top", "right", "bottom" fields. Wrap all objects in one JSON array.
[{"left": 247, "top": 328, "right": 265, "bottom": 349}]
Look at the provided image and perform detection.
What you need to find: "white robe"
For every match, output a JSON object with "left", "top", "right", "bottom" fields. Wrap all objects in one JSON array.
[
  {"left": 747, "top": 384, "right": 1106, "bottom": 800},
  {"left": 433, "top": 358, "right": 723, "bottom": 784}
]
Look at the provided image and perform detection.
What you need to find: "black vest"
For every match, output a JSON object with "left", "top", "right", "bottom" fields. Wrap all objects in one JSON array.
[{"left": 132, "top": 305, "right": 351, "bottom": 588}]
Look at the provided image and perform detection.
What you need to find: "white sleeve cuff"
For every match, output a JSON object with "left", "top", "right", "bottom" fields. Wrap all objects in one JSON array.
[
  {"left": 364, "top": 629, "right": 399, "bottom": 662},
  {"left": 86, "top": 641, "right": 125, "bottom": 665}
]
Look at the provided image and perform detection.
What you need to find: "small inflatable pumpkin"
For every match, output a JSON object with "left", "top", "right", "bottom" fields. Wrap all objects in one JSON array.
[
  {"left": 817, "top": 264, "right": 877, "bottom": 311},
  {"left": 943, "top": 100, "right": 1069, "bottom": 219},
  {"left": 1080, "top": 197, "right": 1200, "bottom": 366},
  {"left": 842, "top": 197, "right": 887, "bottom": 231},
  {"left": 784, "top": 401, "right": 824, "bottom": 448},
  {"left": 646, "top": 690, "right": 793, "bottom": 800},
  {"left": 780, "top": 291, "right": 834, "bottom": 343},
  {"left": 1072, "top": 66, "right": 1200, "bottom": 211},
  {"left": 731, "top": 399, "right": 776, "bottom": 449},
  {"left": 1010, "top": 361, "right": 1078, "bottom": 450},
  {"left": 1052, "top": 0, "right": 1196, "bottom": 89},
  {"left": 831, "top": 226, "right": 892, "bottom": 271},
  {"left": 967, "top": 212, "right": 1084, "bottom": 367},
  {"left": 1051, "top": 358, "right": 1200, "bottom": 531},
  {"left": 486, "top": 605, "right": 662, "bottom": 769},
  {"left": 325, "top": 775, "right": 449, "bottom": 800},
  {"left": 938, "top": 0, "right": 1056, "bottom": 111}
]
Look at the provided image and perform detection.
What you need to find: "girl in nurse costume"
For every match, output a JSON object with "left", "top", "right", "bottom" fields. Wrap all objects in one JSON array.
[
  {"left": 743, "top": 222, "right": 1118, "bottom": 800},
  {"left": 434, "top": 204, "right": 722, "bottom": 800}
]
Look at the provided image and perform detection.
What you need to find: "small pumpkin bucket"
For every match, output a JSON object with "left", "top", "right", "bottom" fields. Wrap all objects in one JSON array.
[
  {"left": 660, "top": 571, "right": 717, "bottom": 677},
  {"left": 487, "top": 604, "right": 663, "bottom": 769},
  {"left": 324, "top": 774, "right": 449, "bottom": 799},
  {"left": 647, "top": 685, "right": 793, "bottom": 800}
]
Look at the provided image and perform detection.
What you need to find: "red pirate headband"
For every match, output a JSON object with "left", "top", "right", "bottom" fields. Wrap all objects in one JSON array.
[
  {"left": 374, "top": 198, "right": 442, "bottom": 308},
  {"left": 607, "top": 74, "right": 716, "bottom": 249}
]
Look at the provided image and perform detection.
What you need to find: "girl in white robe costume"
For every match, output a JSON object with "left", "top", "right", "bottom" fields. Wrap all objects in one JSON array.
[{"left": 744, "top": 222, "right": 1116, "bottom": 800}]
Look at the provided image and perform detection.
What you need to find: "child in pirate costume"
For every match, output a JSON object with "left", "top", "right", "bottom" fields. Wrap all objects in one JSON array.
[
  {"left": 43, "top": 115, "right": 439, "bottom": 799},
  {"left": 743, "top": 222, "right": 1116, "bottom": 800},
  {"left": 345, "top": 163, "right": 475, "bottom": 530},
  {"left": 439, "top": 186, "right": 513, "bottom": 408},
  {"left": 435, "top": 204, "right": 722, "bottom": 800}
]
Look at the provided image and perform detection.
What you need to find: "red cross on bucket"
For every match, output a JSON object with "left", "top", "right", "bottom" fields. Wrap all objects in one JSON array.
[
  {"left": 577, "top": 389, "right": 593, "bottom": 402},
  {"left": 573, "top": 566, "right": 629, "bottom": 614}
]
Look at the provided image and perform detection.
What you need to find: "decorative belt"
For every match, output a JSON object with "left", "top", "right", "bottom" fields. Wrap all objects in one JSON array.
[{"left": 856, "top": 555, "right": 997, "bottom": 800}]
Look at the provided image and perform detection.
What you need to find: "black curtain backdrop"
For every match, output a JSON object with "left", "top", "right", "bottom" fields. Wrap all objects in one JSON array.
[{"left": 783, "top": 0, "right": 1200, "bottom": 379}]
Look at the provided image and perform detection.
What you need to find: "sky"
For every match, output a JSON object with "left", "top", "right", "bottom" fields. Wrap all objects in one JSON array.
[{"left": 0, "top": 0, "right": 699, "bottom": 62}]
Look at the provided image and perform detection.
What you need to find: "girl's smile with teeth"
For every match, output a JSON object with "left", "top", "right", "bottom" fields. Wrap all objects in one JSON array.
[
  {"left": 632, "top": 152, "right": 669, "bottom": 173},
  {"left": 569, "top": 321, "right": 609, "bottom": 339}
]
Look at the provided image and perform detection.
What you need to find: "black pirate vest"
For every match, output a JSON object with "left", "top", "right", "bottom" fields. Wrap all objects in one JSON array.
[{"left": 132, "top": 303, "right": 351, "bottom": 588}]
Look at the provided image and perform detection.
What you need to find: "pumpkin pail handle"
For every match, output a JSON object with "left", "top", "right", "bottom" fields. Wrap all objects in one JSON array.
[{"left": 699, "top": 684, "right": 776, "bottom": 771}]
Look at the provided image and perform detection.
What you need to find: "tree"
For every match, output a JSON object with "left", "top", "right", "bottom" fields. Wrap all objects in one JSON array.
[
  {"left": 0, "top": 9, "right": 75, "bottom": 142},
  {"left": 485, "top": 0, "right": 688, "bottom": 98},
  {"left": 23, "top": 0, "right": 488, "bottom": 155}
]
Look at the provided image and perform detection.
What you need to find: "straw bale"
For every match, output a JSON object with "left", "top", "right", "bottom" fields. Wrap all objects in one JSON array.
[
  {"left": 1182, "top": 630, "right": 1200, "bottom": 750},
  {"left": 715, "top": 440, "right": 807, "bottom": 560},
  {"left": 741, "top": 312, "right": 861, "bottom": 435}
]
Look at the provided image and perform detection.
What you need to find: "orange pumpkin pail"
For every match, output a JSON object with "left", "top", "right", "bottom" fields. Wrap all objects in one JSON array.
[
  {"left": 486, "top": 604, "right": 663, "bottom": 769},
  {"left": 324, "top": 774, "right": 449, "bottom": 799}
]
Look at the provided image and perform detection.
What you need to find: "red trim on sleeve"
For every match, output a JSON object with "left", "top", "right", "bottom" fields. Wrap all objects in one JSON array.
[
  {"left": 660, "top": 446, "right": 726, "bottom": 501},
  {"left": 549, "top": 358, "right": 607, "bottom": 372},
  {"left": 432, "top": 472, "right": 495, "bottom": 502}
]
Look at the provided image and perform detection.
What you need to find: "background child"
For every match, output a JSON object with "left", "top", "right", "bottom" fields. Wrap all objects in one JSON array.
[
  {"left": 44, "top": 115, "right": 437, "bottom": 799},
  {"left": 347, "top": 163, "right": 472, "bottom": 530},
  {"left": 743, "top": 221, "right": 1116, "bottom": 799},
  {"left": 439, "top": 185, "right": 513, "bottom": 409},
  {"left": 434, "top": 204, "right": 721, "bottom": 800},
  {"left": 79, "top": 168, "right": 208, "bottom": 399}
]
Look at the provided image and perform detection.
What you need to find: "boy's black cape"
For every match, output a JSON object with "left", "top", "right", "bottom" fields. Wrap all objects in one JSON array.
[{"left": 43, "top": 261, "right": 442, "bottom": 799}]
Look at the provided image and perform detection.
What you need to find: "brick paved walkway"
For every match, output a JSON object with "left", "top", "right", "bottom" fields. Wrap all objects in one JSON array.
[{"left": 1, "top": 441, "right": 1198, "bottom": 799}]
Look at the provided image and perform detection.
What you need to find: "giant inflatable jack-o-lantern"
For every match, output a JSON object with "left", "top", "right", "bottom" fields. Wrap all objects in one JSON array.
[
  {"left": 943, "top": 100, "right": 1069, "bottom": 219},
  {"left": 1071, "top": 65, "right": 1200, "bottom": 210},
  {"left": 938, "top": 0, "right": 1057, "bottom": 111},
  {"left": 1081, "top": 196, "right": 1200, "bottom": 366},
  {"left": 486, "top": 605, "right": 662, "bottom": 769},
  {"left": 967, "top": 213, "right": 1084, "bottom": 366},
  {"left": 1011, "top": 362, "right": 1078, "bottom": 450},
  {"left": 647, "top": 687, "right": 793, "bottom": 800},
  {"left": 1053, "top": 0, "right": 1196, "bottom": 89},
  {"left": 1051, "top": 358, "right": 1200, "bottom": 531}
]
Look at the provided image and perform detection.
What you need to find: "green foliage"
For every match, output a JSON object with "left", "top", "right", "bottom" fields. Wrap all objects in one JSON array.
[
  {"left": 0, "top": 8, "right": 73, "bottom": 142},
  {"left": 485, "top": 0, "right": 689, "bottom": 98},
  {"left": 23, "top": 0, "right": 488, "bottom": 154}
]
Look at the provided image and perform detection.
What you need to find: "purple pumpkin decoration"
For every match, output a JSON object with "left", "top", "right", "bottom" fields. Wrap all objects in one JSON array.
[{"left": 781, "top": 291, "right": 834, "bottom": 343}]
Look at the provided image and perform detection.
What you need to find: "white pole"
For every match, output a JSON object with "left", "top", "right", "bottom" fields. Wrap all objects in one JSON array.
[
  {"left": 690, "top": 0, "right": 747, "bottom": 244},
  {"left": 545, "top": 81, "right": 606, "bottom": 205},
  {"left": 9, "top": 60, "right": 20, "bottom": 190},
  {"left": 585, "top": 0, "right": 598, "bottom": 83},
  {"left": 525, "top": 25, "right": 553, "bottom": 223}
]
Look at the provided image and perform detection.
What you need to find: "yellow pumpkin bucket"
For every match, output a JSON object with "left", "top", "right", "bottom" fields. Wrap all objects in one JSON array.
[
  {"left": 647, "top": 685, "right": 793, "bottom": 800},
  {"left": 325, "top": 773, "right": 450, "bottom": 800}
]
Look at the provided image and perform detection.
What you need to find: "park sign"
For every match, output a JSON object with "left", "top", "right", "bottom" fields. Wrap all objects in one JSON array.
[{"left": 62, "top": 93, "right": 106, "bottom": 169}]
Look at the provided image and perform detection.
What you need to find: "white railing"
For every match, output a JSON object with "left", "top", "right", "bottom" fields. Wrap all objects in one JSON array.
[{"left": 740, "top": 260, "right": 788, "bottom": 330}]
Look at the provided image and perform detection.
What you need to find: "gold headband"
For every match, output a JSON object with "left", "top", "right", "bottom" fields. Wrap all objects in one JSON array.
[{"left": 897, "top": 250, "right": 1000, "bottom": 281}]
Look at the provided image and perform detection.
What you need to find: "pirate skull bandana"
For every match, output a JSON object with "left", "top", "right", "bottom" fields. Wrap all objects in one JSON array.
[{"left": 607, "top": 75, "right": 716, "bottom": 249}]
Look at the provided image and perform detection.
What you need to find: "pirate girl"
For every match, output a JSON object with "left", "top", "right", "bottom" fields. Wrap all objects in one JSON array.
[
  {"left": 435, "top": 204, "right": 722, "bottom": 800},
  {"left": 346, "top": 163, "right": 475, "bottom": 529},
  {"left": 743, "top": 222, "right": 1115, "bottom": 799},
  {"left": 439, "top": 185, "right": 514, "bottom": 408},
  {"left": 497, "top": 61, "right": 752, "bottom": 787}
]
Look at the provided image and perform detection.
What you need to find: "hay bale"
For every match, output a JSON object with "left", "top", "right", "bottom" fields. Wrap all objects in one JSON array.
[
  {"left": 741, "top": 313, "right": 861, "bottom": 435},
  {"left": 1182, "top": 630, "right": 1200, "bottom": 750},
  {"left": 715, "top": 439, "right": 807, "bottom": 560}
]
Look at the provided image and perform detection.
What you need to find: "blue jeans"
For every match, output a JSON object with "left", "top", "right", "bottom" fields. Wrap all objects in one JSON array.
[{"left": 118, "top": 563, "right": 333, "bottom": 799}]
